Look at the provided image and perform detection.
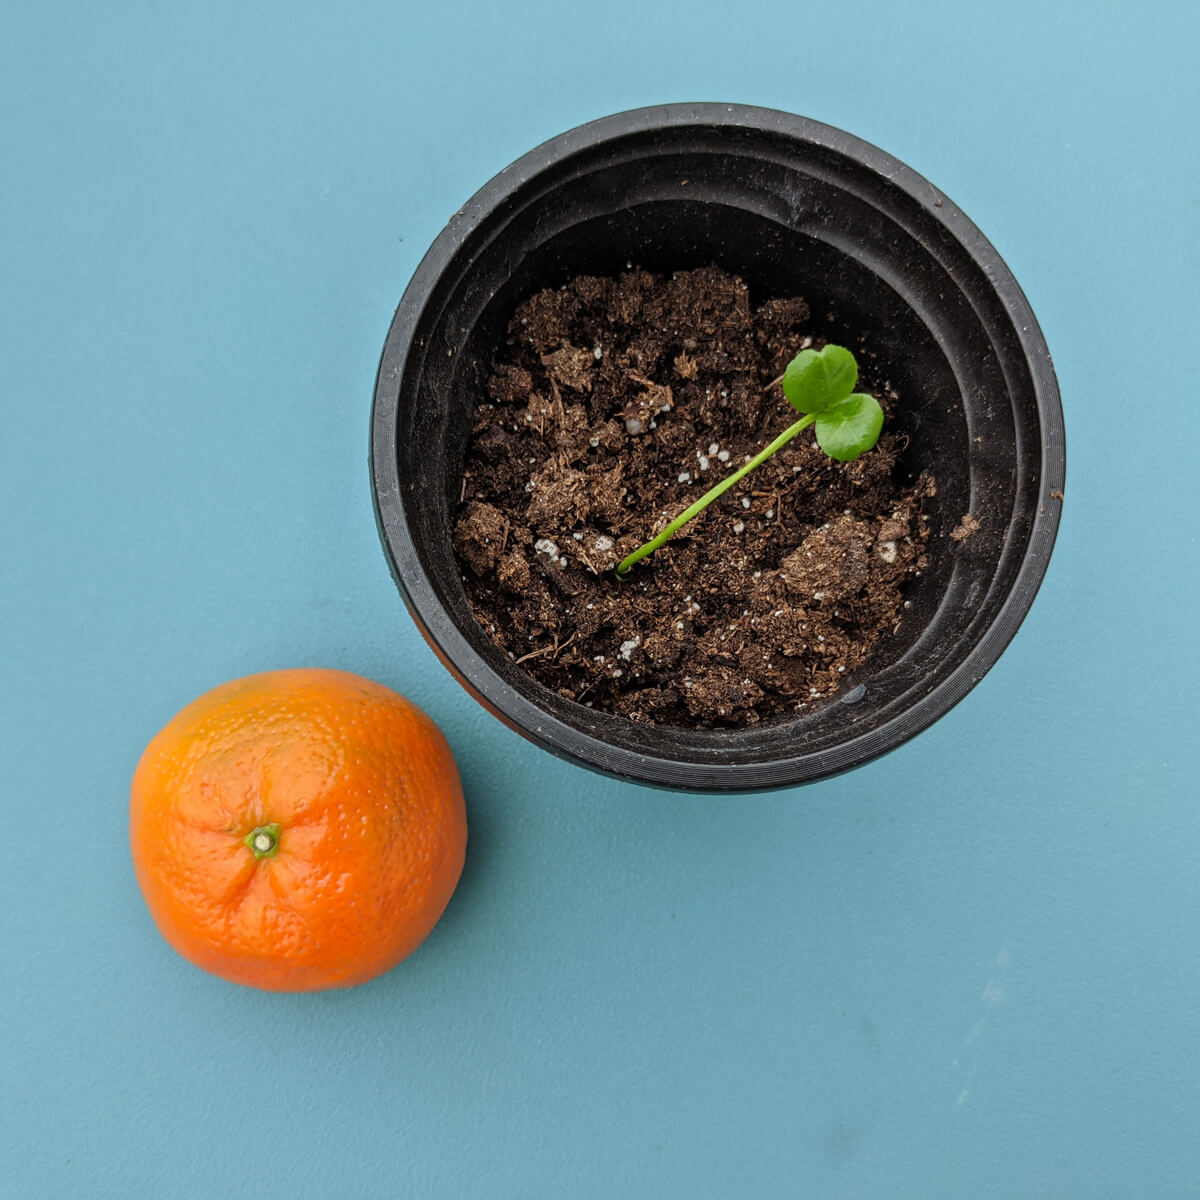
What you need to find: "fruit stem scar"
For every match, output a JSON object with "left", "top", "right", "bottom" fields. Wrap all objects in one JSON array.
[{"left": 244, "top": 823, "right": 281, "bottom": 860}]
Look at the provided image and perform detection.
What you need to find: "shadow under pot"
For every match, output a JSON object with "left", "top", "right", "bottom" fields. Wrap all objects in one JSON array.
[{"left": 370, "top": 103, "right": 1065, "bottom": 792}]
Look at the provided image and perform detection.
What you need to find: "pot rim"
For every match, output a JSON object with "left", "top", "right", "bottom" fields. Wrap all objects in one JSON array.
[{"left": 371, "top": 102, "right": 1066, "bottom": 791}]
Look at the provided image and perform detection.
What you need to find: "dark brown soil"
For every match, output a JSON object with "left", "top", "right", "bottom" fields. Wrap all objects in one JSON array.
[{"left": 453, "top": 266, "right": 934, "bottom": 727}]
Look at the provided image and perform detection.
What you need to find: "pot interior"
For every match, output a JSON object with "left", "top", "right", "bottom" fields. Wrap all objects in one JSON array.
[{"left": 384, "top": 120, "right": 1050, "bottom": 780}]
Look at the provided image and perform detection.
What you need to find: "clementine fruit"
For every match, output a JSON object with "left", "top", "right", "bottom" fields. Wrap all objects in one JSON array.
[{"left": 130, "top": 668, "right": 466, "bottom": 992}]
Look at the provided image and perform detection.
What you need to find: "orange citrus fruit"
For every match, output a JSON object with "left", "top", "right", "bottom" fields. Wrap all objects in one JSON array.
[{"left": 130, "top": 668, "right": 466, "bottom": 992}]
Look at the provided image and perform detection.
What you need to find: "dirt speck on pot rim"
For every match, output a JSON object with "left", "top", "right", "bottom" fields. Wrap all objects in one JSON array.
[
  {"left": 453, "top": 265, "right": 938, "bottom": 728},
  {"left": 951, "top": 513, "right": 982, "bottom": 542}
]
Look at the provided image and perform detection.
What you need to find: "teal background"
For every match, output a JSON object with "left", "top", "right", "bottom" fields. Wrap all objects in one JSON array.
[{"left": 3, "top": 2, "right": 1197, "bottom": 1196}]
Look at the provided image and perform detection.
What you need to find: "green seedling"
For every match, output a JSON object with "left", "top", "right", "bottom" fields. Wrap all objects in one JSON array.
[{"left": 615, "top": 344, "right": 884, "bottom": 577}]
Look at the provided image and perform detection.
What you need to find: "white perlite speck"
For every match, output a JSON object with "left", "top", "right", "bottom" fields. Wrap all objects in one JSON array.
[
  {"left": 733, "top": 521, "right": 745, "bottom": 534},
  {"left": 741, "top": 497, "right": 751, "bottom": 509},
  {"left": 708, "top": 442, "right": 719, "bottom": 456},
  {"left": 625, "top": 417, "right": 644, "bottom": 435},
  {"left": 594, "top": 534, "right": 614, "bottom": 552},
  {"left": 678, "top": 472, "right": 691, "bottom": 483},
  {"left": 879, "top": 540, "right": 898, "bottom": 563},
  {"left": 534, "top": 538, "right": 559, "bottom": 557},
  {"left": 618, "top": 635, "right": 641, "bottom": 661},
  {"left": 593, "top": 345, "right": 603, "bottom": 360},
  {"left": 717, "top": 450, "right": 730, "bottom": 462}
]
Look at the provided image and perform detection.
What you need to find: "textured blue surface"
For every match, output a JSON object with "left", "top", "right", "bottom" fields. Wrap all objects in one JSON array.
[{"left": 3, "top": 2, "right": 1198, "bottom": 1196}]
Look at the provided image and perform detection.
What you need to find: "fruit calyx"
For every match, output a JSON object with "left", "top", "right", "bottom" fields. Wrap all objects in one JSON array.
[{"left": 244, "top": 823, "right": 282, "bottom": 861}]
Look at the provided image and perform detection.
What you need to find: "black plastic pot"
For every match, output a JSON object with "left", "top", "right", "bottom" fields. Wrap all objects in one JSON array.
[{"left": 371, "top": 104, "right": 1065, "bottom": 792}]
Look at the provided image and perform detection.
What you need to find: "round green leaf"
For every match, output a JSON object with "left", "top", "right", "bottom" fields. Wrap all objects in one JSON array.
[
  {"left": 781, "top": 344, "right": 858, "bottom": 414},
  {"left": 814, "top": 393, "right": 884, "bottom": 461}
]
